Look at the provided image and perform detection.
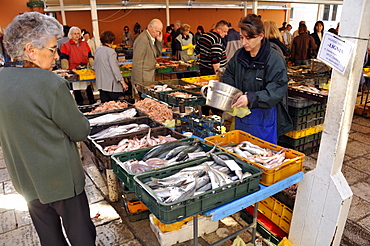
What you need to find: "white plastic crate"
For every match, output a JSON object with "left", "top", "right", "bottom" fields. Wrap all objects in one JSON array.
[{"left": 149, "top": 214, "right": 219, "bottom": 246}]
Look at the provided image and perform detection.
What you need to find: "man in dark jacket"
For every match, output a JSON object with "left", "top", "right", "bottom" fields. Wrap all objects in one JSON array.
[{"left": 225, "top": 22, "right": 242, "bottom": 62}]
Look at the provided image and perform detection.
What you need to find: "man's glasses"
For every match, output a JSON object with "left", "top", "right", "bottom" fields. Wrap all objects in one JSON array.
[{"left": 45, "top": 46, "right": 58, "bottom": 54}]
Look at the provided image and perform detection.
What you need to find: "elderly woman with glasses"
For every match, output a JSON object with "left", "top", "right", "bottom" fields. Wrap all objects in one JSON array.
[
  {"left": 0, "top": 12, "right": 96, "bottom": 245},
  {"left": 60, "top": 26, "right": 95, "bottom": 105}
]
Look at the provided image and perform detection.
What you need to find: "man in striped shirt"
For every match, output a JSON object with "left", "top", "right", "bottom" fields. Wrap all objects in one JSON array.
[{"left": 195, "top": 20, "right": 228, "bottom": 76}]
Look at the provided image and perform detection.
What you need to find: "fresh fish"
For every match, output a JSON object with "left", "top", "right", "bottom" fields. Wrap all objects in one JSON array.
[
  {"left": 235, "top": 170, "right": 243, "bottom": 181},
  {"left": 175, "top": 144, "right": 200, "bottom": 162},
  {"left": 217, "top": 154, "right": 232, "bottom": 160},
  {"left": 142, "top": 141, "right": 192, "bottom": 161},
  {"left": 209, "top": 153, "right": 228, "bottom": 167},
  {"left": 195, "top": 183, "right": 212, "bottom": 193},
  {"left": 242, "top": 172, "right": 252, "bottom": 179},
  {"left": 88, "top": 108, "right": 137, "bottom": 126},
  {"left": 90, "top": 123, "right": 150, "bottom": 139},
  {"left": 234, "top": 146, "right": 252, "bottom": 159},
  {"left": 195, "top": 175, "right": 210, "bottom": 189},
  {"left": 164, "top": 145, "right": 191, "bottom": 160}
]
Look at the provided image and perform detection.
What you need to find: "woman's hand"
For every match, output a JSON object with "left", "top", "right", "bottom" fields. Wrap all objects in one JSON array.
[
  {"left": 231, "top": 94, "right": 249, "bottom": 108},
  {"left": 120, "top": 80, "right": 128, "bottom": 91}
]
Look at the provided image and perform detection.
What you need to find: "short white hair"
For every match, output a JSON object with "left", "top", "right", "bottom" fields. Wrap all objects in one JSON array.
[{"left": 68, "top": 26, "right": 81, "bottom": 39}]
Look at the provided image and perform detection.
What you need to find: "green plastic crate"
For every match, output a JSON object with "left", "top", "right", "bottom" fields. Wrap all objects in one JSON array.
[
  {"left": 133, "top": 152, "right": 262, "bottom": 224},
  {"left": 278, "top": 132, "right": 322, "bottom": 147},
  {"left": 156, "top": 67, "right": 173, "bottom": 73},
  {"left": 158, "top": 89, "right": 206, "bottom": 107},
  {"left": 288, "top": 103, "right": 326, "bottom": 117},
  {"left": 291, "top": 110, "right": 325, "bottom": 124},
  {"left": 112, "top": 138, "right": 215, "bottom": 191}
]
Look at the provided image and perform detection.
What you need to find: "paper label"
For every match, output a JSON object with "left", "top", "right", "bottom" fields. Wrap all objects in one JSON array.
[
  {"left": 188, "top": 151, "right": 207, "bottom": 159},
  {"left": 225, "top": 160, "right": 242, "bottom": 171}
]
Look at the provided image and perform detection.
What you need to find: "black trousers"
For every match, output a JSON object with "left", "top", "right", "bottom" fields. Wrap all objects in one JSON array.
[
  {"left": 99, "top": 90, "right": 125, "bottom": 103},
  {"left": 27, "top": 191, "right": 96, "bottom": 246},
  {"left": 74, "top": 85, "right": 95, "bottom": 105}
]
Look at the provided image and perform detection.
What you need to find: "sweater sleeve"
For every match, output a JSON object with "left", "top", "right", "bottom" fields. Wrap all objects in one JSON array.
[{"left": 51, "top": 80, "right": 90, "bottom": 141}]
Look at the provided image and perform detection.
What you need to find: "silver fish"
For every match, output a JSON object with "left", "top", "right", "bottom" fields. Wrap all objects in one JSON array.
[{"left": 89, "top": 108, "right": 137, "bottom": 126}]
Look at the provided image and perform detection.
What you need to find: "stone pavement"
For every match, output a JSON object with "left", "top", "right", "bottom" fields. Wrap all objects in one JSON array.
[{"left": 0, "top": 115, "right": 369, "bottom": 246}]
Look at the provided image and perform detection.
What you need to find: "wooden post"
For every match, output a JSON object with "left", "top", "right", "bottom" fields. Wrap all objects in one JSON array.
[
  {"left": 90, "top": 0, "right": 101, "bottom": 48},
  {"left": 289, "top": 1, "right": 370, "bottom": 245},
  {"left": 106, "top": 169, "right": 119, "bottom": 202}
]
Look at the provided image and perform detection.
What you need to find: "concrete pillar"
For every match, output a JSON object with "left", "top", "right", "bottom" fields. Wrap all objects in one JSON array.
[
  {"left": 289, "top": 1, "right": 370, "bottom": 245},
  {"left": 252, "top": 0, "right": 257, "bottom": 15},
  {"left": 90, "top": 0, "right": 101, "bottom": 48},
  {"left": 59, "top": 0, "right": 66, "bottom": 25},
  {"left": 165, "top": 0, "right": 170, "bottom": 27}
]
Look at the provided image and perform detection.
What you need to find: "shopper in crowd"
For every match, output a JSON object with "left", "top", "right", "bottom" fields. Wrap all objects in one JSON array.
[
  {"left": 171, "top": 20, "right": 182, "bottom": 59},
  {"left": 310, "top": 21, "right": 324, "bottom": 55},
  {"left": 83, "top": 30, "right": 97, "bottom": 55},
  {"left": 292, "top": 20, "right": 306, "bottom": 39},
  {"left": 95, "top": 31, "right": 128, "bottom": 103},
  {"left": 122, "top": 26, "right": 134, "bottom": 47},
  {"left": 0, "top": 12, "right": 96, "bottom": 245},
  {"left": 132, "top": 19, "right": 163, "bottom": 99},
  {"left": 163, "top": 25, "right": 173, "bottom": 47},
  {"left": 133, "top": 23, "right": 141, "bottom": 42},
  {"left": 279, "top": 21, "right": 287, "bottom": 32},
  {"left": 223, "top": 14, "right": 292, "bottom": 144},
  {"left": 225, "top": 22, "right": 242, "bottom": 62},
  {"left": 57, "top": 25, "right": 70, "bottom": 51},
  {"left": 194, "top": 20, "right": 228, "bottom": 76},
  {"left": 60, "top": 26, "right": 95, "bottom": 105},
  {"left": 328, "top": 28, "right": 338, "bottom": 35},
  {"left": 263, "top": 20, "right": 288, "bottom": 57},
  {"left": 282, "top": 24, "right": 293, "bottom": 51},
  {"left": 175, "top": 24, "right": 196, "bottom": 62},
  {"left": 290, "top": 24, "right": 317, "bottom": 66},
  {"left": 194, "top": 25, "right": 205, "bottom": 45}
]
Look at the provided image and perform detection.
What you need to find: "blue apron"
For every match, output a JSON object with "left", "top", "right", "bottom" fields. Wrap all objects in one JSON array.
[{"left": 235, "top": 106, "right": 278, "bottom": 144}]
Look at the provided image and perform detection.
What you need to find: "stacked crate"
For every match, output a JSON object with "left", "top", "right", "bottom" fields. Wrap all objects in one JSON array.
[
  {"left": 279, "top": 96, "right": 326, "bottom": 155},
  {"left": 121, "top": 184, "right": 151, "bottom": 222}
]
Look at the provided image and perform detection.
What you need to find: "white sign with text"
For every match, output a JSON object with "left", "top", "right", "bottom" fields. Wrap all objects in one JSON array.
[{"left": 317, "top": 32, "right": 354, "bottom": 75}]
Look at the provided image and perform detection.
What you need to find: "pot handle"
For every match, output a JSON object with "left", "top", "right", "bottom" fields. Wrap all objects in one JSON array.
[{"left": 200, "top": 85, "right": 211, "bottom": 99}]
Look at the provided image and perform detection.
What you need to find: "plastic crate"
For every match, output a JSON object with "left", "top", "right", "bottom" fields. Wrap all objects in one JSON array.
[
  {"left": 156, "top": 67, "right": 173, "bottom": 73},
  {"left": 354, "top": 103, "right": 370, "bottom": 118},
  {"left": 278, "top": 132, "right": 322, "bottom": 147},
  {"left": 92, "top": 127, "right": 185, "bottom": 169},
  {"left": 282, "top": 139, "right": 321, "bottom": 156},
  {"left": 134, "top": 152, "right": 262, "bottom": 224},
  {"left": 112, "top": 138, "right": 215, "bottom": 191},
  {"left": 159, "top": 89, "right": 206, "bottom": 107},
  {"left": 173, "top": 65, "right": 188, "bottom": 71},
  {"left": 288, "top": 103, "right": 326, "bottom": 117},
  {"left": 85, "top": 106, "right": 147, "bottom": 120},
  {"left": 187, "top": 64, "right": 200, "bottom": 71},
  {"left": 257, "top": 197, "right": 292, "bottom": 234},
  {"left": 291, "top": 110, "right": 325, "bottom": 124},
  {"left": 123, "top": 201, "right": 151, "bottom": 222},
  {"left": 292, "top": 117, "right": 324, "bottom": 131},
  {"left": 240, "top": 209, "right": 284, "bottom": 245},
  {"left": 205, "top": 130, "right": 305, "bottom": 186},
  {"left": 137, "top": 81, "right": 169, "bottom": 99},
  {"left": 89, "top": 116, "right": 163, "bottom": 137},
  {"left": 82, "top": 101, "right": 133, "bottom": 117},
  {"left": 122, "top": 189, "right": 138, "bottom": 202},
  {"left": 152, "top": 214, "right": 195, "bottom": 233},
  {"left": 149, "top": 214, "right": 218, "bottom": 246},
  {"left": 284, "top": 124, "right": 324, "bottom": 139},
  {"left": 160, "top": 79, "right": 201, "bottom": 92},
  {"left": 287, "top": 96, "right": 317, "bottom": 108},
  {"left": 272, "top": 191, "right": 296, "bottom": 210},
  {"left": 125, "top": 200, "right": 148, "bottom": 213},
  {"left": 200, "top": 75, "right": 218, "bottom": 81}
]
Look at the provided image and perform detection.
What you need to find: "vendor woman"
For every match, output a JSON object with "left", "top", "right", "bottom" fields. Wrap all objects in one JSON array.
[{"left": 223, "top": 14, "right": 292, "bottom": 144}]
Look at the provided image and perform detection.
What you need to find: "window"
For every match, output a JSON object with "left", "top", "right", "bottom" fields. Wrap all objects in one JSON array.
[
  {"left": 290, "top": 8, "right": 294, "bottom": 20},
  {"left": 323, "top": 5, "right": 330, "bottom": 21},
  {"left": 332, "top": 5, "right": 338, "bottom": 21}
]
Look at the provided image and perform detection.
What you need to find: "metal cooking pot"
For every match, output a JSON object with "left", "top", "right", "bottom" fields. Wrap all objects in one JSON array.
[{"left": 201, "top": 81, "right": 241, "bottom": 112}]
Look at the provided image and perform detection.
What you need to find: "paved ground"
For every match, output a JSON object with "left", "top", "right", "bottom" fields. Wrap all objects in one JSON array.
[{"left": 0, "top": 114, "right": 369, "bottom": 246}]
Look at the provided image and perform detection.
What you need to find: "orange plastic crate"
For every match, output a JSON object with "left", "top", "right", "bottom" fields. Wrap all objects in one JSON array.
[
  {"left": 126, "top": 200, "right": 148, "bottom": 214},
  {"left": 205, "top": 130, "right": 305, "bottom": 186}
]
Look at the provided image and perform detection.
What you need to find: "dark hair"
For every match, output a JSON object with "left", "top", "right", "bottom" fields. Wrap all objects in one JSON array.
[
  {"left": 314, "top": 21, "right": 324, "bottom": 34},
  {"left": 63, "top": 25, "right": 71, "bottom": 37},
  {"left": 83, "top": 31, "right": 90, "bottom": 36},
  {"left": 238, "top": 14, "right": 264, "bottom": 38},
  {"left": 287, "top": 24, "right": 292, "bottom": 28},
  {"left": 100, "top": 30, "right": 116, "bottom": 44},
  {"left": 298, "top": 24, "right": 308, "bottom": 34},
  {"left": 197, "top": 26, "right": 204, "bottom": 33},
  {"left": 328, "top": 28, "right": 338, "bottom": 35},
  {"left": 166, "top": 26, "right": 172, "bottom": 32},
  {"left": 124, "top": 26, "right": 129, "bottom": 31},
  {"left": 215, "top": 20, "right": 229, "bottom": 28}
]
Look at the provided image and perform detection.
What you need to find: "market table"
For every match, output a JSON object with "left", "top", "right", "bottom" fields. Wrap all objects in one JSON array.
[{"left": 192, "top": 171, "right": 304, "bottom": 246}]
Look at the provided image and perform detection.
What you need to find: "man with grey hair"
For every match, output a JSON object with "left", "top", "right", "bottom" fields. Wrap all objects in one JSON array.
[
  {"left": 0, "top": 12, "right": 96, "bottom": 245},
  {"left": 131, "top": 18, "right": 163, "bottom": 99}
]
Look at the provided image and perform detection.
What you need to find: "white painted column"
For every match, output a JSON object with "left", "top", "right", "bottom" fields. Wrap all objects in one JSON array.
[
  {"left": 252, "top": 0, "right": 257, "bottom": 15},
  {"left": 59, "top": 0, "right": 66, "bottom": 25},
  {"left": 90, "top": 0, "right": 101, "bottom": 48},
  {"left": 289, "top": 1, "right": 370, "bottom": 245},
  {"left": 165, "top": 0, "right": 170, "bottom": 27},
  {"left": 244, "top": 1, "right": 247, "bottom": 17}
]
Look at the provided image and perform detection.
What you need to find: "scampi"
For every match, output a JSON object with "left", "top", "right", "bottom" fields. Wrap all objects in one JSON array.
[
  {"left": 101, "top": 129, "right": 178, "bottom": 155},
  {"left": 226, "top": 141, "right": 290, "bottom": 169},
  {"left": 143, "top": 156, "right": 253, "bottom": 203}
]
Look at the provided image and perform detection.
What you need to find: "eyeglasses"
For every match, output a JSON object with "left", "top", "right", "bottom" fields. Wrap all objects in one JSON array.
[{"left": 45, "top": 46, "right": 58, "bottom": 54}]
